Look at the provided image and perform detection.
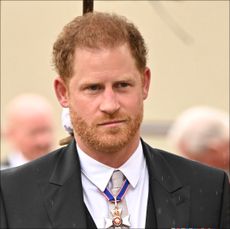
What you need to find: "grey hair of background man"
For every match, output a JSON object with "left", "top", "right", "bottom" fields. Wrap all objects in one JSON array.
[{"left": 168, "top": 106, "right": 229, "bottom": 155}]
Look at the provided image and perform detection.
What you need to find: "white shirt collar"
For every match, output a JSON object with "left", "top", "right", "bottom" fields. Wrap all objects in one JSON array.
[
  {"left": 77, "top": 140, "right": 145, "bottom": 192},
  {"left": 8, "top": 151, "right": 30, "bottom": 167}
]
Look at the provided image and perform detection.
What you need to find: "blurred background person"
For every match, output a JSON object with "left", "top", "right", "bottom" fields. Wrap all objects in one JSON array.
[
  {"left": 1, "top": 93, "right": 55, "bottom": 169},
  {"left": 167, "top": 106, "right": 229, "bottom": 175}
]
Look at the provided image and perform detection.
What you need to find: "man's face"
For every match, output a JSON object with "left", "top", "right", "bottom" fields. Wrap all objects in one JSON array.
[
  {"left": 56, "top": 44, "right": 150, "bottom": 154},
  {"left": 10, "top": 112, "right": 54, "bottom": 160}
]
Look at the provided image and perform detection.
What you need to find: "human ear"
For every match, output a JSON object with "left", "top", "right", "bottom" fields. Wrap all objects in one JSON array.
[
  {"left": 142, "top": 67, "right": 151, "bottom": 100},
  {"left": 54, "top": 77, "right": 69, "bottom": 107}
]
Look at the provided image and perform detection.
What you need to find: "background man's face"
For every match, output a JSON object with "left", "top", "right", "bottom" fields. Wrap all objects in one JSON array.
[{"left": 10, "top": 112, "right": 54, "bottom": 160}]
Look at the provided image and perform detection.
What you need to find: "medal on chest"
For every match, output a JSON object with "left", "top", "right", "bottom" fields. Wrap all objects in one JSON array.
[
  {"left": 103, "top": 179, "right": 131, "bottom": 228},
  {"left": 111, "top": 202, "right": 122, "bottom": 226}
]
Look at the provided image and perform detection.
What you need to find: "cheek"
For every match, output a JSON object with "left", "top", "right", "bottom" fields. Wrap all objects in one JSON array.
[
  {"left": 13, "top": 131, "right": 27, "bottom": 144},
  {"left": 69, "top": 96, "right": 99, "bottom": 121},
  {"left": 119, "top": 93, "right": 143, "bottom": 111},
  {"left": 17, "top": 137, "right": 33, "bottom": 151}
]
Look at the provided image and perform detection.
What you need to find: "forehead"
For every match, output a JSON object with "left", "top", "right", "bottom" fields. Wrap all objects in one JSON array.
[{"left": 72, "top": 44, "right": 139, "bottom": 78}]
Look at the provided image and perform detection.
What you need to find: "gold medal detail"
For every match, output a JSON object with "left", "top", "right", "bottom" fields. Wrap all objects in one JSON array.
[
  {"left": 112, "top": 216, "right": 122, "bottom": 227},
  {"left": 104, "top": 205, "right": 131, "bottom": 228},
  {"left": 112, "top": 207, "right": 122, "bottom": 226}
]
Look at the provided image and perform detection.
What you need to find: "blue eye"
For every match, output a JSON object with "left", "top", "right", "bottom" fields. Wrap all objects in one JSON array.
[
  {"left": 84, "top": 84, "right": 103, "bottom": 94},
  {"left": 88, "top": 84, "right": 101, "bottom": 91},
  {"left": 88, "top": 85, "right": 100, "bottom": 91},
  {"left": 116, "top": 82, "right": 129, "bottom": 88}
]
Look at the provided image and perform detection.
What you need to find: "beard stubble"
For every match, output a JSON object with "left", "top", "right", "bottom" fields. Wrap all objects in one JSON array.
[{"left": 69, "top": 107, "right": 143, "bottom": 154}]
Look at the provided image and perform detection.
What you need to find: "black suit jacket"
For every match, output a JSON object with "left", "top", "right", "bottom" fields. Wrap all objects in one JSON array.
[{"left": 1, "top": 140, "right": 229, "bottom": 228}]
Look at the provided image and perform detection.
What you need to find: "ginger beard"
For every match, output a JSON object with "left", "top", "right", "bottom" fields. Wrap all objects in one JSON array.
[{"left": 69, "top": 107, "right": 143, "bottom": 154}]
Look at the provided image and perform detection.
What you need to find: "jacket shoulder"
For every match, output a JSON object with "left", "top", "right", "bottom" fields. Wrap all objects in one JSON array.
[{"left": 1, "top": 146, "right": 67, "bottom": 187}]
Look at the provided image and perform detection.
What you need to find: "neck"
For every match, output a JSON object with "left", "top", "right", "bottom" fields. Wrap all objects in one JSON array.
[{"left": 76, "top": 135, "right": 140, "bottom": 168}]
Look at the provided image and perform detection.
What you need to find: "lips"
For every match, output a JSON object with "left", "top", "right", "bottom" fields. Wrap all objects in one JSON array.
[{"left": 98, "top": 120, "right": 126, "bottom": 126}]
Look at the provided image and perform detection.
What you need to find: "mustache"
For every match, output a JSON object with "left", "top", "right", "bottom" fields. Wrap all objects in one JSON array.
[{"left": 94, "top": 114, "right": 131, "bottom": 124}]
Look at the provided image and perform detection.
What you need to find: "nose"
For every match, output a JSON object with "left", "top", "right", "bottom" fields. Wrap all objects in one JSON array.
[{"left": 99, "top": 88, "right": 120, "bottom": 115}]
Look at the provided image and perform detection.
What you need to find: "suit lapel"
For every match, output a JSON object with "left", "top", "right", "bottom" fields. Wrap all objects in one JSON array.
[
  {"left": 38, "top": 140, "right": 88, "bottom": 229},
  {"left": 36, "top": 138, "right": 190, "bottom": 228},
  {"left": 142, "top": 140, "right": 190, "bottom": 228}
]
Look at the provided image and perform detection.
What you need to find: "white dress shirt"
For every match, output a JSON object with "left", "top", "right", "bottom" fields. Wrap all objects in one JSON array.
[
  {"left": 0, "top": 151, "right": 29, "bottom": 170},
  {"left": 77, "top": 141, "right": 149, "bottom": 228}
]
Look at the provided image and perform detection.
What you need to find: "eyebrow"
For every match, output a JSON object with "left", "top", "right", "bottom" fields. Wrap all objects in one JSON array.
[{"left": 80, "top": 76, "right": 136, "bottom": 86}]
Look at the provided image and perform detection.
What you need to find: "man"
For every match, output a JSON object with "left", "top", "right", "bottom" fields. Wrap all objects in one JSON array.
[
  {"left": 1, "top": 94, "right": 55, "bottom": 169},
  {"left": 1, "top": 12, "right": 229, "bottom": 228},
  {"left": 167, "top": 106, "right": 229, "bottom": 176}
]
